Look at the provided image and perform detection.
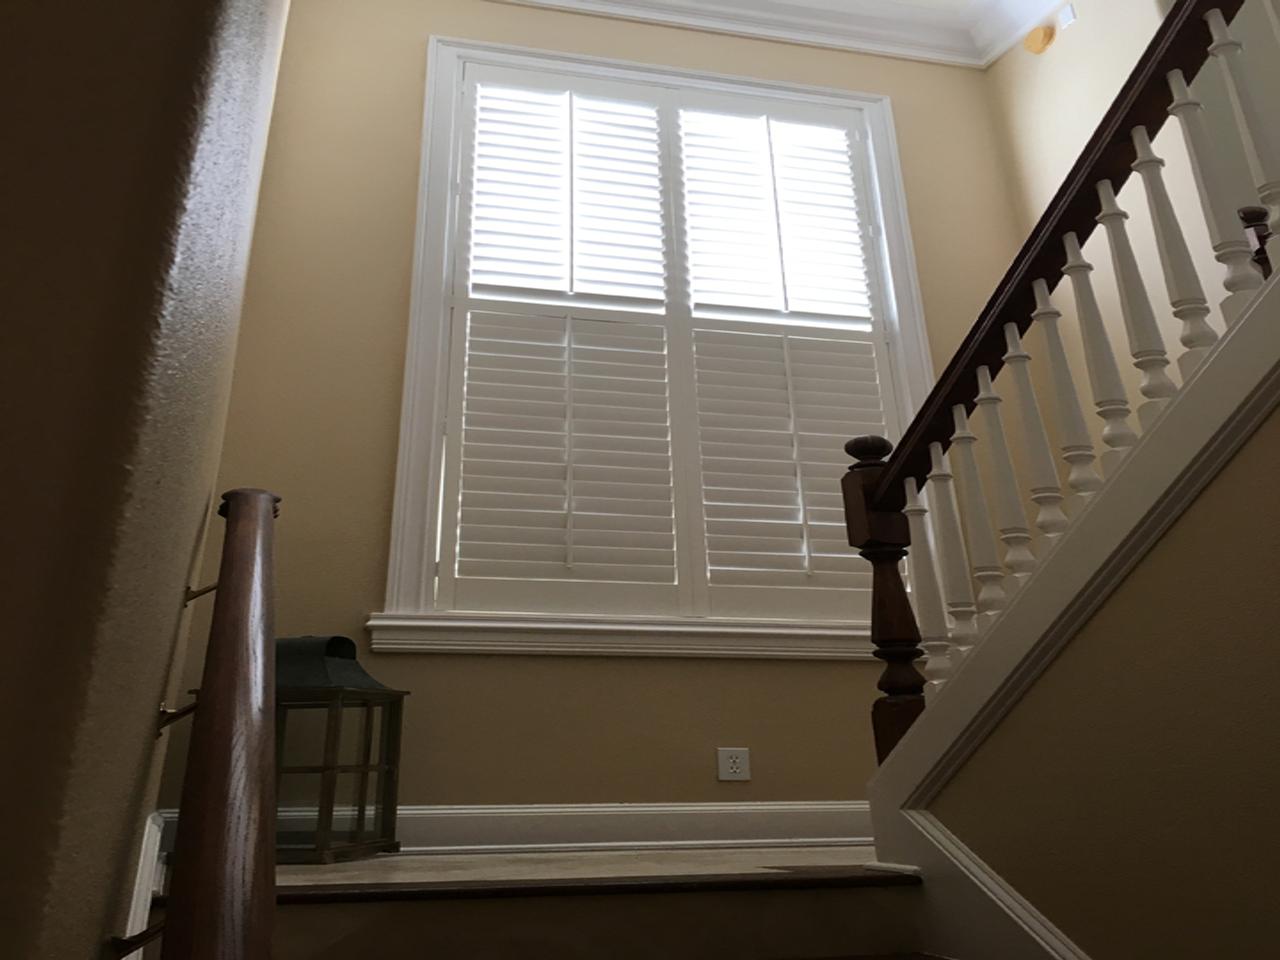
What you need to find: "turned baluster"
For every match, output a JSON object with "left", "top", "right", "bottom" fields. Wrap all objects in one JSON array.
[
  {"left": 1241, "top": 206, "right": 1274, "bottom": 279},
  {"left": 973, "top": 366, "right": 1036, "bottom": 586},
  {"left": 949, "top": 404, "right": 1007, "bottom": 620},
  {"left": 1206, "top": 9, "right": 1280, "bottom": 256},
  {"left": 1131, "top": 126, "right": 1219, "bottom": 379},
  {"left": 843, "top": 436, "right": 925, "bottom": 761},
  {"left": 1001, "top": 323, "right": 1068, "bottom": 538},
  {"left": 1062, "top": 231, "right": 1139, "bottom": 474},
  {"left": 1095, "top": 179, "right": 1178, "bottom": 429},
  {"left": 926, "top": 441, "right": 979, "bottom": 650},
  {"left": 903, "top": 477, "right": 952, "bottom": 700},
  {"left": 1167, "top": 68, "right": 1263, "bottom": 324},
  {"left": 1031, "top": 279, "right": 1104, "bottom": 507}
]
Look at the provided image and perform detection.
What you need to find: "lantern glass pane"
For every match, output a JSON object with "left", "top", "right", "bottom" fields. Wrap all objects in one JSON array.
[
  {"left": 281, "top": 704, "right": 330, "bottom": 766},
  {"left": 276, "top": 772, "right": 323, "bottom": 853},
  {"left": 337, "top": 705, "right": 364, "bottom": 765}
]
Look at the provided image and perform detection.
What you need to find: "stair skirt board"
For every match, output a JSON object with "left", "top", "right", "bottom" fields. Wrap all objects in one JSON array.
[
  {"left": 271, "top": 865, "right": 920, "bottom": 904},
  {"left": 266, "top": 886, "right": 926, "bottom": 960},
  {"left": 156, "top": 800, "right": 872, "bottom": 854}
]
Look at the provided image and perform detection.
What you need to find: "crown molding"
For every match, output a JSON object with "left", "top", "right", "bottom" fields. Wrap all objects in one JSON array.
[{"left": 490, "top": 0, "right": 1064, "bottom": 68}]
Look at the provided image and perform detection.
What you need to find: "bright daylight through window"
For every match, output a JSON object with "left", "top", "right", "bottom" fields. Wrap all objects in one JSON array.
[{"left": 377, "top": 45, "right": 928, "bottom": 637}]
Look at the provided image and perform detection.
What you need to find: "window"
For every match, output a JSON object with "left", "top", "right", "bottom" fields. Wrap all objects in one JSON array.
[{"left": 374, "top": 41, "right": 931, "bottom": 649}]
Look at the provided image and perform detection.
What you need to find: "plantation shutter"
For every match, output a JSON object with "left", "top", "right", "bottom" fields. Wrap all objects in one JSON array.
[
  {"left": 692, "top": 323, "right": 887, "bottom": 621},
  {"left": 468, "top": 83, "right": 666, "bottom": 304},
  {"left": 448, "top": 310, "right": 679, "bottom": 615},
  {"left": 678, "top": 110, "right": 871, "bottom": 319},
  {"left": 436, "top": 64, "right": 904, "bottom": 623}
]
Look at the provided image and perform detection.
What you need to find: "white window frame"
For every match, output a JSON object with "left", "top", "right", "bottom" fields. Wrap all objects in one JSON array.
[{"left": 369, "top": 37, "right": 934, "bottom": 660}]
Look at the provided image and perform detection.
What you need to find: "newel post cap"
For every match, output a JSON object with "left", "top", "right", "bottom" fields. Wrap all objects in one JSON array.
[
  {"left": 845, "top": 435, "right": 894, "bottom": 466},
  {"left": 218, "top": 487, "right": 283, "bottom": 518}
]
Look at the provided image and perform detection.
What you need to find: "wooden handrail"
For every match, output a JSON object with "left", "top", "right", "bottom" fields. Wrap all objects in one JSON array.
[
  {"left": 162, "top": 488, "right": 281, "bottom": 960},
  {"left": 872, "top": 0, "right": 1246, "bottom": 509}
]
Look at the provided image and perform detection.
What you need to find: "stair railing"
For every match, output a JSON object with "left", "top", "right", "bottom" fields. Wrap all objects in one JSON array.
[
  {"left": 844, "top": 0, "right": 1276, "bottom": 761},
  {"left": 159, "top": 488, "right": 282, "bottom": 959}
]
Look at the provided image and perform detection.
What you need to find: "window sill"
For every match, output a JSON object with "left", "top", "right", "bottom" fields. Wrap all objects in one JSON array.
[{"left": 366, "top": 612, "right": 873, "bottom": 661}]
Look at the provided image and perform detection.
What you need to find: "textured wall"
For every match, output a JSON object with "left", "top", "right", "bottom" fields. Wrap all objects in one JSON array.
[
  {"left": 165, "top": 0, "right": 1024, "bottom": 810},
  {"left": 0, "top": 0, "right": 287, "bottom": 955}
]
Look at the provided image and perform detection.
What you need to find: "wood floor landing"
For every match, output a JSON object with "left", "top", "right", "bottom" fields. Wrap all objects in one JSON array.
[{"left": 272, "top": 845, "right": 920, "bottom": 903}]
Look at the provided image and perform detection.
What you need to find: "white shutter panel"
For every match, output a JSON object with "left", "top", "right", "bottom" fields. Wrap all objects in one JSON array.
[
  {"left": 769, "top": 121, "right": 871, "bottom": 319},
  {"left": 468, "top": 84, "right": 666, "bottom": 304},
  {"left": 679, "top": 111, "right": 871, "bottom": 320},
  {"left": 451, "top": 310, "right": 678, "bottom": 613},
  {"left": 571, "top": 96, "right": 666, "bottom": 302},
  {"left": 470, "top": 86, "right": 571, "bottom": 293},
  {"left": 679, "top": 111, "right": 785, "bottom": 312},
  {"left": 693, "top": 323, "right": 886, "bottom": 619}
]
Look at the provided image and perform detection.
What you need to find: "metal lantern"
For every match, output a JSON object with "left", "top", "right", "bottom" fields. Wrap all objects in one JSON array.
[{"left": 275, "top": 636, "right": 407, "bottom": 864}]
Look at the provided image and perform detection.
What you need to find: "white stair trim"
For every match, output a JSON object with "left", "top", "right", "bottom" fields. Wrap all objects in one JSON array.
[{"left": 870, "top": 274, "right": 1280, "bottom": 960}]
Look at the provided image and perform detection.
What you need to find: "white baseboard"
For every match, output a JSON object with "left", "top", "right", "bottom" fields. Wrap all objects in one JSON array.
[
  {"left": 126, "top": 812, "right": 165, "bottom": 935},
  {"left": 158, "top": 800, "right": 871, "bottom": 855}
]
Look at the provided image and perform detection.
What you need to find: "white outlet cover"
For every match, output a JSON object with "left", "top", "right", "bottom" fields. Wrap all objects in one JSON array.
[{"left": 717, "top": 747, "right": 751, "bottom": 781}]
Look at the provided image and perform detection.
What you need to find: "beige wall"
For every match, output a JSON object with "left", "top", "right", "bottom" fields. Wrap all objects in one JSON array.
[
  {"left": 0, "top": 0, "right": 287, "bottom": 955},
  {"left": 931, "top": 403, "right": 1280, "bottom": 959},
  {"left": 165, "top": 0, "right": 1028, "bottom": 809}
]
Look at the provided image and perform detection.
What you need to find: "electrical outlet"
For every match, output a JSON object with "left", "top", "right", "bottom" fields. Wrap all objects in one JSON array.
[{"left": 717, "top": 747, "right": 751, "bottom": 781}]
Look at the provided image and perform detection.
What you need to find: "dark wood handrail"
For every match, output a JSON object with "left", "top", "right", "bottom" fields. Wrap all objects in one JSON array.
[
  {"left": 872, "top": 0, "right": 1246, "bottom": 509},
  {"left": 162, "top": 488, "right": 281, "bottom": 960}
]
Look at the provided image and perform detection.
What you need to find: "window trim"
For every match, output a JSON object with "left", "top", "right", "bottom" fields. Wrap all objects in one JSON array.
[{"left": 374, "top": 37, "right": 933, "bottom": 654}]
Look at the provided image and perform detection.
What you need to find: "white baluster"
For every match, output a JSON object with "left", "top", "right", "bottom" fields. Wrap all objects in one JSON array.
[
  {"left": 1001, "top": 323, "right": 1069, "bottom": 538},
  {"left": 950, "top": 403, "right": 1008, "bottom": 622},
  {"left": 1206, "top": 8, "right": 1280, "bottom": 254},
  {"left": 927, "top": 441, "right": 979, "bottom": 648},
  {"left": 921, "top": 641, "right": 953, "bottom": 701},
  {"left": 904, "top": 477, "right": 952, "bottom": 699},
  {"left": 974, "top": 366, "right": 1036, "bottom": 586},
  {"left": 1131, "top": 126, "right": 1219, "bottom": 380},
  {"left": 1031, "top": 279, "right": 1104, "bottom": 507},
  {"left": 1095, "top": 179, "right": 1178, "bottom": 430},
  {"left": 1062, "top": 231, "right": 1139, "bottom": 474},
  {"left": 1167, "top": 68, "right": 1263, "bottom": 324},
  {"left": 1265, "top": 0, "right": 1280, "bottom": 48}
]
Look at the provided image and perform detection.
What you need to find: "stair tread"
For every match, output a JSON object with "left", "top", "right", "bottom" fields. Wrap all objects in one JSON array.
[{"left": 272, "top": 863, "right": 920, "bottom": 903}]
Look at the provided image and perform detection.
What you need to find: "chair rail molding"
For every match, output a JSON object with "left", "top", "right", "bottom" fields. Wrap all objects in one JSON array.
[{"left": 491, "top": 0, "right": 1063, "bottom": 67}]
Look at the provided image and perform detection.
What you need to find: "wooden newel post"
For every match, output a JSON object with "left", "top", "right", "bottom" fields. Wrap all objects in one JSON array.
[{"left": 843, "top": 436, "right": 926, "bottom": 762}]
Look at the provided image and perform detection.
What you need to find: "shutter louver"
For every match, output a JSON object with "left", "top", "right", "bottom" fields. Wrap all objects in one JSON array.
[
  {"left": 693, "top": 324, "right": 885, "bottom": 592},
  {"left": 457, "top": 311, "right": 676, "bottom": 587}
]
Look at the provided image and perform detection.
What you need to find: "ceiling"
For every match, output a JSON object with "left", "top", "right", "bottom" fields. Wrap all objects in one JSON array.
[{"left": 496, "top": 0, "right": 1065, "bottom": 67}]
